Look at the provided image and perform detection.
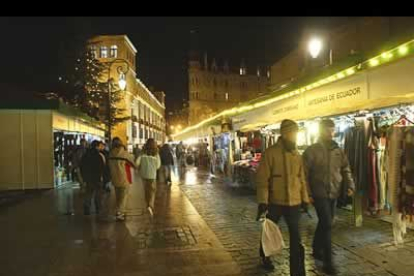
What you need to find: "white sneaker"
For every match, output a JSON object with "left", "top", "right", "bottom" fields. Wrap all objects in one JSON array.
[
  {"left": 116, "top": 212, "right": 125, "bottom": 221},
  {"left": 147, "top": 207, "right": 154, "bottom": 218}
]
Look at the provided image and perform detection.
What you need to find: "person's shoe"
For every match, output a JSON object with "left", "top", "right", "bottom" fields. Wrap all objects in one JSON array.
[
  {"left": 261, "top": 257, "right": 275, "bottom": 271},
  {"left": 323, "top": 265, "right": 338, "bottom": 275},
  {"left": 147, "top": 206, "right": 154, "bottom": 218},
  {"left": 116, "top": 212, "right": 125, "bottom": 221}
]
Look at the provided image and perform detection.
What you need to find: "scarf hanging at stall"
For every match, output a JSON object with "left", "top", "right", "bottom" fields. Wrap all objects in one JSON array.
[
  {"left": 367, "top": 117, "right": 383, "bottom": 213},
  {"left": 353, "top": 118, "right": 369, "bottom": 193},
  {"left": 387, "top": 126, "right": 404, "bottom": 244},
  {"left": 341, "top": 128, "right": 356, "bottom": 207},
  {"left": 341, "top": 118, "right": 369, "bottom": 207},
  {"left": 386, "top": 115, "right": 414, "bottom": 244},
  {"left": 379, "top": 132, "right": 388, "bottom": 211},
  {"left": 400, "top": 127, "right": 414, "bottom": 216}
]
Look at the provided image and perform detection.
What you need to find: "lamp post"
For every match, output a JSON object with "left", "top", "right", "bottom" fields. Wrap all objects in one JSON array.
[
  {"left": 102, "top": 59, "right": 129, "bottom": 144},
  {"left": 308, "top": 38, "right": 323, "bottom": 59},
  {"left": 308, "top": 37, "right": 332, "bottom": 66}
]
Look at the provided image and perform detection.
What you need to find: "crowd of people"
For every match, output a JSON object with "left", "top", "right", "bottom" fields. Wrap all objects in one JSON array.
[
  {"left": 70, "top": 137, "right": 176, "bottom": 221},
  {"left": 69, "top": 120, "right": 353, "bottom": 276}
]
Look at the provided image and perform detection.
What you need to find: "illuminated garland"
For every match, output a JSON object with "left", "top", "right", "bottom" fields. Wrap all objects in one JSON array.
[{"left": 173, "top": 39, "right": 414, "bottom": 139}]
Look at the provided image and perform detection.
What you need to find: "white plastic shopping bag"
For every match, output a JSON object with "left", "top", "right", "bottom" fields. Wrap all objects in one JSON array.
[{"left": 261, "top": 218, "right": 286, "bottom": 257}]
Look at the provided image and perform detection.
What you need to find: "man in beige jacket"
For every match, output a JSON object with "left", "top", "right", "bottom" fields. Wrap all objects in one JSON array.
[{"left": 256, "top": 119, "right": 310, "bottom": 276}]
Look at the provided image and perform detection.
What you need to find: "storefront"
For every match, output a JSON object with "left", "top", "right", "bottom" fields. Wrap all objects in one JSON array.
[
  {"left": 230, "top": 43, "right": 414, "bottom": 234},
  {"left": 174, "top": 39, "right": 414, "bottom": 236},
  {"left": 0, "top": 99, "right": 105, "bottom": 191},
  {"left": 52, "top": 112, "right": 105, "bottom": 186}
]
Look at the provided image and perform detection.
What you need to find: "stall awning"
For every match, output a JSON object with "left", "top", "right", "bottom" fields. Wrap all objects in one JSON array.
[{"left": 233, "top": 55, "right": 414, "bottom": 131}]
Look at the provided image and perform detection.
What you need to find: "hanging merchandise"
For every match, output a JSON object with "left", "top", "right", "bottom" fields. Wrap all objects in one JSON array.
[
  {"left": 367, "top": 117, "right": 381, "bottom": 213},
  {"left": 399, "top": 127, "right": 414, "bottom": 216},
  {"left": 379, "top": 127, "right": 388, "bottom": 211},
  {"left": 385, "top": 112, "right": 414, "bottom": 243},
  {"left": 344, "top": 117, "right": 369, "bottom": 195}
]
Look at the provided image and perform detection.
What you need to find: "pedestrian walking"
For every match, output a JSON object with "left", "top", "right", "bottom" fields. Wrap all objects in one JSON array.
[
  {"left": 133, "top": 145, "right": 141, "bottom": 161},
  {"left": 256, "top": 119, "right": 310, "bottom": 276},
  {"left": 176, "top": 141, "right": 186, "bottom": 178},
  {"left": 136, "top": 138, "right": 161, "bottom": 218},
  {"left": 72, "top": 138, "right": 87, "bottom": 192},
  {"left": 98, "top": 141, "right": 111, "bottom": 219},
  {"left": 80, "top": 140, "right": 105, "bottom": 216},
  {"left": 160, "top": 143, "right": 174, "bottom": 185},
  {"left": 303, "top": 119, "right": 355, "bottom": 275},
  {"left": 108, "top": 137, "right": 136, "bottom": 221}
]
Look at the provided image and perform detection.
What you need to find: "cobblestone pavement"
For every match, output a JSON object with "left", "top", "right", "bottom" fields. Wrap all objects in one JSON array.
[{"left": 179, "top": 167, "right": 414, "bottom": 276}]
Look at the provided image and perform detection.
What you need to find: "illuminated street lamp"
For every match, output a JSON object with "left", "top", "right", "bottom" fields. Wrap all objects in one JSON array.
[
  {"left": 102, "top": 59, "right": 129, "bottom": 143},
  {"left": 308, "top": 38, "right": 323, "bottom": 58},
  {"left": 308, "top": 37, "right": 332, "bottom": 65},
  {"left": 118, "top": 72, "right": 127, "bottom": 91}
]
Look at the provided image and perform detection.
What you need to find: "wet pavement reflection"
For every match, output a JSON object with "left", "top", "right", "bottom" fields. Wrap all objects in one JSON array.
[
  {"left": 1, "top": 166, "right": 414, "bottom": 276},
  {"left": 1, "top": 168, "right": 240, "bottom": 276}
]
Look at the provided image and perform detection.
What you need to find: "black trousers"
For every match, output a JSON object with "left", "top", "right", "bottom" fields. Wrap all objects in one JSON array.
[
  {"left": 312, "top": 198, "right": 336, "bottom": 266},
  {"left": 84, "top": 182, "right": 102, "bottom": 213},
  {"left": 260, "top": 204, "right": 306, "bottom": 276}
]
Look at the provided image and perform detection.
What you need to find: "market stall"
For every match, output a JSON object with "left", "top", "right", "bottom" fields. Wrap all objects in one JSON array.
[
  {"left": 0, "top": 99, "right": 105, "bottom": 190},
  {"left": 174, "top": 38, "right": 414, "bottom": 234}
]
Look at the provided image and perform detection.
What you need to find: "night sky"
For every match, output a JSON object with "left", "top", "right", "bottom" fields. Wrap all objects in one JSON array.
[{"left": 0, "top": 16, "right": 350, "bottom": 112}]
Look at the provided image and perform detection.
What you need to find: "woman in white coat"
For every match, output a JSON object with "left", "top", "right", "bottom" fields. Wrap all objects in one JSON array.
[{"left": 136, "top": 138, "right": 161, "bottom": 217}]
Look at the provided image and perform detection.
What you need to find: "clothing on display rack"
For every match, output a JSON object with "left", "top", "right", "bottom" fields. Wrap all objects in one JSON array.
[
  {"left": 399, "top": 127, "right": 414, "bottom": 216},
  {"left": 344, "top": 118, "right": 369, "bottom": 195},
  {"left": 386, "top": 118, "right": 414, "bottom": 244},
  {"left": 367, "top": 117, "right": 383, "bottom": 213},
  {"left": 343, "top": 116, "right": 391, "bottom": 214}
]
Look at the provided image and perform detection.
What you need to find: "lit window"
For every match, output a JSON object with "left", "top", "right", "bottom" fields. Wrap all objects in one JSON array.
[
  {"left": 267, "top": 70, "right": 270, "bottom": 79},
  {"left": 257, "top": 68, "right": 260, "bottom": 77},
  {"left": 100, "top": 46, "right": 108, "bottom": 58},
  {"left": 240, "top": 67, "right": 246, "bottom": 76},
  {"left": 110, "top": 45, "right": 118, "bottom": 58},
  {"left": 225, "top": 93, "right": 229, "bottom": 101},
  {"left": 90, "top": 45, "right": 97, "bottom": 58}
]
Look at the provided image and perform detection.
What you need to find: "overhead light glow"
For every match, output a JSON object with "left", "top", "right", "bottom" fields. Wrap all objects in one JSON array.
[
  {"left": 369, "top": 59, "right": 380, "bottom": 67},
  {"left": 399, "top": 45, "right": 409, "bottom": 55}
]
